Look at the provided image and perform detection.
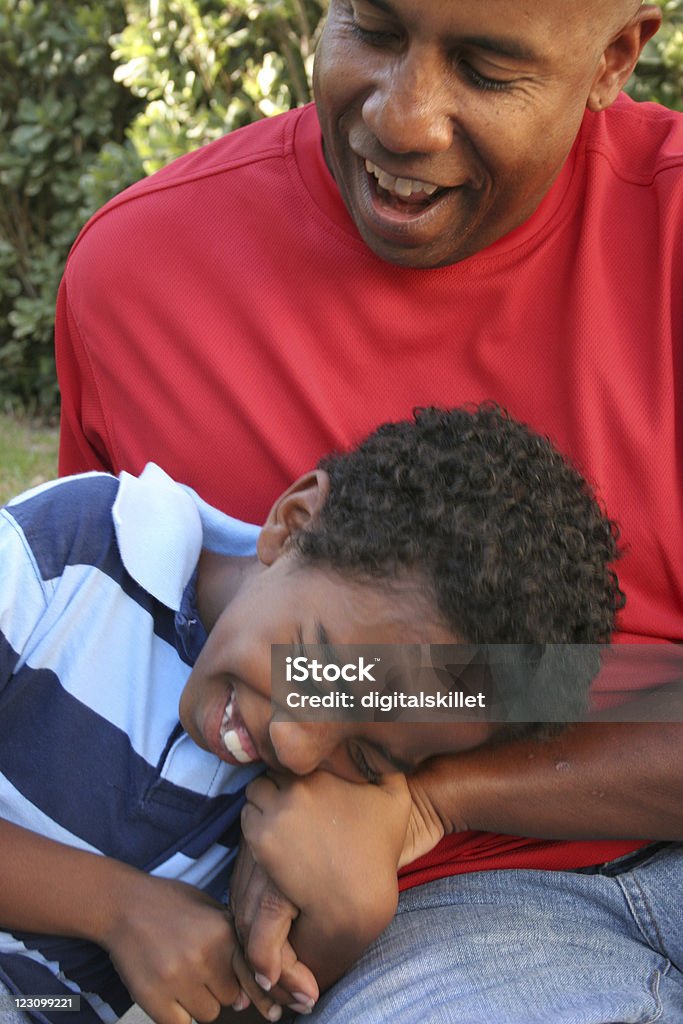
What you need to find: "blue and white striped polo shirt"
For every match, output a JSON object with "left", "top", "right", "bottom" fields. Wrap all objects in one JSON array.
[{"left": 0, "top": 464, "right": 262, "bottom": 1023}]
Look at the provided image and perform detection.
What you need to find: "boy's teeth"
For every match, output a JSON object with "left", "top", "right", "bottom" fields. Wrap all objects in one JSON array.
[
  {"left": 220, "top": 690, "right": 256, "bottom": 763},
  {"left": 365, "top": 159, "right": 439, "bottom": 197},
  {"left": 223, "top": 729, "right": 254, "bottom": 763}
]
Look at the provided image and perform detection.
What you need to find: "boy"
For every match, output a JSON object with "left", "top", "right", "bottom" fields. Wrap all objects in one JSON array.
[{"left": 0, "top": 405, "right": 621, "bottom": 1024}]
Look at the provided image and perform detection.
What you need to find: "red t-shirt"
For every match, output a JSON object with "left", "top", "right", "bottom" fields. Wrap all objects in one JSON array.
[{"left": 56, "top": 94, "right": 683, "bottom": 883}]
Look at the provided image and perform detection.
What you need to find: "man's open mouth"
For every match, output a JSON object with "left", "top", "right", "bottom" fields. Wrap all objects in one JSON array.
[
  {"left": 219, "top": 686, "right": 259, "bottom": 764},
  {"left": 364, "top": 158, "right": 445, "bottom": 210}
]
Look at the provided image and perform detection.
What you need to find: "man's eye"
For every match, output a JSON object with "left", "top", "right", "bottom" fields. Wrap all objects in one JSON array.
[
  {"left": 350, "top": 21, "right": 398, "bottom": 46},
  {"left": 460, "top": 62, "right": 514, "bottom": 93},
  {"left": 348, "top": 4, "right": 400, "bottom": 47}
]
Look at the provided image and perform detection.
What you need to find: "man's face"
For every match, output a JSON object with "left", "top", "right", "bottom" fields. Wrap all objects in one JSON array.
[
  {"left": 179, "top": 556, "right": 495, "bottom": 784},
  {"left": 313, "top": 0, "right": 620, "bottom": 267}
]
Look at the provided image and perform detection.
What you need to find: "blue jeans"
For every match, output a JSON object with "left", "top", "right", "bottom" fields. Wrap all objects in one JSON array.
[{"left": 307, "top": 843, "right": 683, "bottom": 1024}]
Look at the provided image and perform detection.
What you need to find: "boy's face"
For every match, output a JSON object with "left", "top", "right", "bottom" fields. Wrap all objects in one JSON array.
[{"left": 179, "top": 555, "right": 496, "bottom": 783}]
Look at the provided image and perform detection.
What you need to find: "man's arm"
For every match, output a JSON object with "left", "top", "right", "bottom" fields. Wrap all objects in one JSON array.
[
  {"left": 404, "top": 720, "right": 683, "bottom": 862},
  {"left": 237, "top": 718, "right": 682, "bottom": 996}
]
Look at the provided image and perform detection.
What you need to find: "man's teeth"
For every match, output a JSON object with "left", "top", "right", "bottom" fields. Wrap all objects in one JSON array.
[
  {"left": 220, "top": 693, "right": 255, "bottom": 764},
  {"left": 365, "top": 159, "right": 439, "bottom": 198}
]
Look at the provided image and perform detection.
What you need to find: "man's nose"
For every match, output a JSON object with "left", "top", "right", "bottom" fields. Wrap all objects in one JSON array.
[{"left": 362, "top": 48, "right": 455, "bottom": 155}]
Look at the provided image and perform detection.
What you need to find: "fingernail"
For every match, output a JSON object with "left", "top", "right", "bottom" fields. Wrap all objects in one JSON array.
[
  {"left": 231, "top": 992, "right": 250, "bottom": 1012},
  {"left": 267, "top": 1007, "right": 282, "bottom": 1022},
  {"left": 255, "top": 972, "right": 272, "bottom": 992},
  {"left": 288, "top": 1003, "right": 313, "bottom": 1016},
  {"left": 291, "top": 993, "right": 316, "bottom": 1010}
]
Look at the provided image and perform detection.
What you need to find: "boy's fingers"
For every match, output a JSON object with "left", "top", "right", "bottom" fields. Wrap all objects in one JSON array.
[
  {"left": 278, "top": 941, "right": 319, "bottom": 1007},
  {"left": 230, "top": 861, "right": 318, "bottom": 1008},
  {"left": 244, "top": 775, "right": 280, "bottom": 808},
  {"left": 231, "top": 941, "right": 283, "bottom": 1022},
  {"left": 232, "top": 861, "right": 291, "bottom": 958},
  {"left": 185, "top": 990, "right": 223, "bottom": 1024},
  {"left": 136, "top": 987, "right": 216, "bottom": 1024},
  {"left": 245, "top": 881, "right": 298, "bottom": 984},
  {"left": 230, "top": 844, "right": 259, "bottom": 943}
]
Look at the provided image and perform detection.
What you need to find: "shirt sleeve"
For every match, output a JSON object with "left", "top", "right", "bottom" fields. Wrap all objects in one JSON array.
[{"left": 0, "top": 509, "right": 50, "bottom": 693}]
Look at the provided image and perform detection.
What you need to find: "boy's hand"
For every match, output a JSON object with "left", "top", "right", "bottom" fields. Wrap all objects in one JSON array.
[
  {"left": 240, "top": 770, "right": 411, "bottom": 991},
  {"left": 99, "top": 872, "right": 282, "bottom": 1024},
  {"left": 230, "top": 846, "right": 320, "bottom": 1014}
]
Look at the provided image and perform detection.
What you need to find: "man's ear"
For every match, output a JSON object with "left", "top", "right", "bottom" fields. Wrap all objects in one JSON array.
[
  {"left": 257, "top": 470, "right": 330, "bottom": 565},
  {"left": 587, "top": 5, "right": 662, "bottom": 112}
]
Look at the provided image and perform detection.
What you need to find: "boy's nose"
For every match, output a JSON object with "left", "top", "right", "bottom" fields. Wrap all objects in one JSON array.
[{"left": 269, "top": 721, "right": 358, "bottom": 781}]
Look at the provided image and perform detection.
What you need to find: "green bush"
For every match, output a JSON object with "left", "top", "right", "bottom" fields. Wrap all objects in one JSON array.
[
  {"left": 0, "top": 1, "right": 144, "bottom": 413},
  {"left": 112, "top": 0, "right": 326, "bottom": 174},
  {"left": 625, "top": 1, "right": 683, "bottom": 109},
  {"left": 0, "top": 0, "right": 681, "bottom": 414}
]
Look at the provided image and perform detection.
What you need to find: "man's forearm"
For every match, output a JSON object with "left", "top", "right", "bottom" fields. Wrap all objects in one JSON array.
[
  {"left": 411, "top": 722, "right": 683, "bottom": 841},
  {"left": 289, "top": 913, "right": 364, "bottom": 992}
]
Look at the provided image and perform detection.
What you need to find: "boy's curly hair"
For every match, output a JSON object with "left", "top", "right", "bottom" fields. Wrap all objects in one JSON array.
[
  {"left": 293, "top": 406, "right": 623, "bottom": 730},
  {"left": 295, "top": 404, "right": 622, "bottom": 644}
]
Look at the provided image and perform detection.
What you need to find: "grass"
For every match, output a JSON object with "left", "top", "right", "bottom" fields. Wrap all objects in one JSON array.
[{"left": 0, "top": 412, "right": 60, "bottom": 505}]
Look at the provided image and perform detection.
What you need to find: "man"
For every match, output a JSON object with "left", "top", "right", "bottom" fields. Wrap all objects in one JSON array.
[{"left": 56, "top": 1, "right": 683, "bottom": 1020}]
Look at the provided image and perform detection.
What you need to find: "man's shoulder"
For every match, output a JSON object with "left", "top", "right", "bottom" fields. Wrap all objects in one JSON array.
[
  {"left": 61, "top": 104, "right": 319, "bottom": 292},
  {"left": 587, "top": 93, "right": 683, "bottom": 185},
  {"left": 137, "top": 104, "right": 305, "bottom": 184},
  {"left": 73, "top": 105, "right": 313, "bottom": 241}
]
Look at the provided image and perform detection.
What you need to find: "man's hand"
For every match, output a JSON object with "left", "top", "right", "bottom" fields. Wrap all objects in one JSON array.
[
  {"left": 99, "top": 872, "right": 283, "bottom": 1024},
  {"left": 240, "top": 770, "right": 412, "bottom": 991}
]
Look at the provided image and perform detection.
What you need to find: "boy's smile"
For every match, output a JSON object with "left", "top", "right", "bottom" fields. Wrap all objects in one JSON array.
[{"left": 218, "top": 684, "right": 259, "bottom": 765}]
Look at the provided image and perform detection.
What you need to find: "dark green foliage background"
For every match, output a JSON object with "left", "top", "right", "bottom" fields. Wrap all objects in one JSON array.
[{"left": 0, "top": 0, "right": 679, "bottom": 413}]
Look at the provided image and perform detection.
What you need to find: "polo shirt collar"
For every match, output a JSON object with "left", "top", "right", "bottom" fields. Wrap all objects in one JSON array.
[{"left": 112, "top": 462, "right": 260, "bottom": 611}]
